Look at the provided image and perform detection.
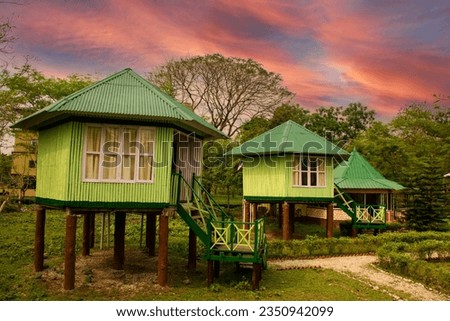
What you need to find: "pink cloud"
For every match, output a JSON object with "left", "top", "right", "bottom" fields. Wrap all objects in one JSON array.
[{"left": 3, "top": 0, "right": 448, "bottom": 120}]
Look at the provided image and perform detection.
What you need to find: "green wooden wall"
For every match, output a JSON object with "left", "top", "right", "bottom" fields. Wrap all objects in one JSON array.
[
  {"left": 36, "top": 121, "right": 173, "bottom": 208},
  {"left": 36, "top": 122, "right": 72, "bottom": 201},
  {"left": 243, "top": 155, "right": 334, "bottom": 200}
]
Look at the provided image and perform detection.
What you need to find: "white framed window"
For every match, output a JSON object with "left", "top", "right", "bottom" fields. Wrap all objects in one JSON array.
[
  {"left": 83, "top": 124, "right": 155, "bottom": 183},
  {"left": 293, "top": 155, "right": 326, "bottom": 187}
]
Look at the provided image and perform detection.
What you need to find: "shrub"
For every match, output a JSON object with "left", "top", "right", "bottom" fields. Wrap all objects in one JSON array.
[{"left": 377, "top": 238, "right": 450, "bottom": 294}]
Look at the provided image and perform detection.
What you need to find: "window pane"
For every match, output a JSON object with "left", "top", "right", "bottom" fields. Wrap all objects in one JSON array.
[
  {"left": 310, "top": 172, "right": 317, "bottom": 186},
  {"left": 140, "top": 129, "right": 155, "bottom": 154},
  {"left": 301, "top": 172, "right": 308, "bottom": 186},
  {"left": 85, "top": 154, "right": 99, "bottom": 179},
  {"left": 123, "top": 129, "right": 138, "bottom": 154},
  {"left": 104, "top": 128, "right": 120, "bottom": 153},
  {"left": 121, "top": 155, "right": 135, "bottom": 180},
  {"left": 318, "top": 157, "right": 325, "bottom": 171},
  {"left": 139, "top": 156, "right": 152, "bottom": 181},
  {"left": 102, "top": 155, "right": 118, "bottom": 179},
  {"left": 301, "top": 157, "right": 308, "bottom": 170},
  {"left": 310, "top": 157, "right": 318, "bottom": 170},
  {"left": 86, "top": 127, "right": 101, "bottom": 152}
]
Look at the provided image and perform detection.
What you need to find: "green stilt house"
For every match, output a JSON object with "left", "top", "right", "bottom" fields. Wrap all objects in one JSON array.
[
  {"left": 333, "top": 149, "right": 404, "bottom": 229},
  {"left": 12, "top": 68, "right": 267, "bottom": 290},
  {"left": 227, "top": 120, "right": 350, "bottom": 239}
]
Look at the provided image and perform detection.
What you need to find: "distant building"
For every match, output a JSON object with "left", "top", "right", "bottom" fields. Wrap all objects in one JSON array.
[{"left": 10, "top": 130, "right": 38, "bottom": 198}]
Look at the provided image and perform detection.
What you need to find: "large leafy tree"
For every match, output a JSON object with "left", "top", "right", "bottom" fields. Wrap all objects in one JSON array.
[
  {"left": 354, "top": 103, "right": 450, "bottom": 231},
  {"left": 148, "top": 53, "right": 294, "bottom": 137},
  {"left": 0, "top": 63, "right": 93, "bottom": 147},
  {"left": 269, "top": 103, "right": 310, "bottom": 129},
  {"left": 308, "top": 103, "right": 375, "bottom": 146}
]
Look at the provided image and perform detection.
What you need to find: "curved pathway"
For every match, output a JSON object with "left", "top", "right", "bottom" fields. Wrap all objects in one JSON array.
[{"left": 269, "top": 255, "right": 448, "bottom": 301}]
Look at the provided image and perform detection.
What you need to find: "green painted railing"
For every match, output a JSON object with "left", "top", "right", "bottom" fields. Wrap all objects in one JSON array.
[
  {"left": 334, "top": 184, "right": 387, "bottom": 229},
  {"left": 207, "top": 217, "right": 267, "bottom": 265},
  {"left": 172, "top": 172, "right": 267, "bottom": 266},
  {"left": 356, "top": 205, "right": 386, "bottom": 224}
]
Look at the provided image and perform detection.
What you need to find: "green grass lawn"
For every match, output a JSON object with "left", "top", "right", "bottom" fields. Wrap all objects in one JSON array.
[{"left": 0, "top": 207, "right": 433, "bottom": 301}]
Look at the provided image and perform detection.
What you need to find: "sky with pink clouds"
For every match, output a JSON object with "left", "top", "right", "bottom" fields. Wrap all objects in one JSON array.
[{"left": 2, "top": 0, "right": 449, "bottom": 120}]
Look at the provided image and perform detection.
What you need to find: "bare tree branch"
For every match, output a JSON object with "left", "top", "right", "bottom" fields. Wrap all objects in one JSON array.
[{"left": 148, "top": 53, "right": 294, "bottom": 136}]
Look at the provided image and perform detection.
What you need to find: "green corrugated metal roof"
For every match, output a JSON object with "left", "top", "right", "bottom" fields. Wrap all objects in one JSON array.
[
  {"left": 227, "top": 120, "right": 349, "bottom": 156},
  {"left": 334, "top": 149, "right": 404, "bottom": 190},
  {"left": 12, "top": 68, "right": 225, "bottom": 139}
]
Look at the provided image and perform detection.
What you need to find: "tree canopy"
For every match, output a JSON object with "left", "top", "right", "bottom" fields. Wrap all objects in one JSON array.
[
  {"left": 0, "top": 63, "right": 93, "bottom": 148},
  {"left": 353, "top": 103, "right": 450, "bottom": 230},
  {"left": 148, "top": 53, "right": 294, "bottom": 137},
  {"left": 239, "top": 102, "right": 375, "bottom": 146}
]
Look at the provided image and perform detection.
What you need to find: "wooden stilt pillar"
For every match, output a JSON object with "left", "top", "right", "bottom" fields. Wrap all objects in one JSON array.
[
  {"left": 252, "top": 263, "right": 262, "bottom": 290},
  {"left": 187, "top": 228, "right": 197, "bottom": 271},
  {"left": 251, "top": 203, "right": 258, "bottom": 222},
  {"left": 351, "top": 228, "right": 358, "bottom": 238},
  {"left": 113, "top": 212, "right": 126, "bottom": 270},
  {"left": 243, "top": 200, "right": 250, "bottom": 222},
  {"left": 89, "top": 213, "right": 95, "bottom": 248},
  {"left": 282, "top": 202, "right": 291, "bottom": 240},
  {"left": 278, "top": 203, "right": 283, "bottom": 229},
  {"left": 82, "top": 213, "right": 91, "bottom": 256},
  {"left": 146, "top": 213, "right": 156, "bottom": 256},
  {"left": 64, "top": 209, "right": 77, "bottom": 290},
  {"left": 34, "top": 206, "right": 46, "bottom": 272},
  {"left": 289, "top": 203, "right": 295, "bottom": 234},
  {"left": 326, "top": 203, "right": 334, "bottom": 238},
  {"left": 157, "top": 209, "right": 170, "bottom": 287},
  {"left": 207, "top": 260, "right": 214, "bottom": 286}
]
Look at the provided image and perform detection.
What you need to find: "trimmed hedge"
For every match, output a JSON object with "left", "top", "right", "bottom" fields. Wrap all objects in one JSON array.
[
  {"left": 377, "top": 241, "right": 450, "bottom": 295},
  {"left": 267, "top": 231, "right": 450, "bottom": 259}
]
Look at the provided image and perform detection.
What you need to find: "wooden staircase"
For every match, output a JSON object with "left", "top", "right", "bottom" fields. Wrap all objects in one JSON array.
[
  {"left": 171, "top": 173, "right": 267, "bottom": 288},
  {"left": 334, "top": 184, "right": 387, "bottom": 230}
]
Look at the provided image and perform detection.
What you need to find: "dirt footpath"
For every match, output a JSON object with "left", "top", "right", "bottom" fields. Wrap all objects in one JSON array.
[{"left": 269, "top": 255, "right": 449, "bottom": 301}]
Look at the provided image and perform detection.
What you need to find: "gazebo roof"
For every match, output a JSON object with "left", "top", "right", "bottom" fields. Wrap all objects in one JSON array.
[
  {"left": 227, "top": 120, "right": 349, "bottom": 156},
  {"left": 334, "top": 149, "right": 404, "bottom": 190},
  {"left": 12, "top": 68, "right": 225, "bottom": 139}
]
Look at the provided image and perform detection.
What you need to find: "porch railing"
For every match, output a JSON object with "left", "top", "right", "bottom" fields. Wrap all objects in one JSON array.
[
  {"left": 207, "top": 217, "right": 266, "bottom": 256},
  {"left": 355, "top": 205, "right": 386, "bottom": 224}
]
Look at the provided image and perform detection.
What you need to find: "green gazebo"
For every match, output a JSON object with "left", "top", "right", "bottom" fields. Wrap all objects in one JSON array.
[
  {"left": 13, "top": 68, "right": 267, "bottom": 290},
  {"left": 333, "top": 149, "right": 404, "bottom": 228},
  {"left": 228, "top": 120, "right": 349, "bottom": 239}
]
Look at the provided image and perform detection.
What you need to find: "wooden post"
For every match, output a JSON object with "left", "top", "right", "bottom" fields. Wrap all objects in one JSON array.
[
  {"left": 278, "top": 203, "right": 283, "bottom": 229},
  {"left": 326, "top": 203, "right": 334, "bottom": 238},
  {"left": 82, "top": 213, "right": 91, "bottom": 256},
  {"left": 157, "top": 208, "right": 170, "bottom": 286},
  {"left": 251, "top": 203, "right": 258, "bottom": 222},
  {"left": 113, "top": 212, "right": 126, "bottom": 270},
  {"left": 146, "top": 213, "right": 156, "bottom": 256},
  {"left": 289, "top": 203, "right": 295, "bottom": 234},
  {"left": 187, "top": 228, "right": 197, "bottom": 271},
  {"left": 282, "top": 202, "right": 291, "bottom": 240},
  {"left": 64, "top": 209, "right": 77, "bottom": 290},
  {"left": 243, "top": 200, "right": 250, "bottom": 222},
  {"left": 207, "top": 260, "right": 214, "bottom": 286},
  {"left": 252, "top": 263, "right": 262, "bottom": 290},
  {"left": 34, "top": 206, "right": 46, "bottom": 272},
  {"left": 89, "top": 213, "right": 95, "bottom": 248}
]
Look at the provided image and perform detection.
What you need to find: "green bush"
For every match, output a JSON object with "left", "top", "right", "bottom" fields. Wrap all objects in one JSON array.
[
  {"left": 377, "top": 239, "right": 450, "bottom": 295},
  {"left": 268, "top": 231, "right": 450, "bottom": 260}
]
